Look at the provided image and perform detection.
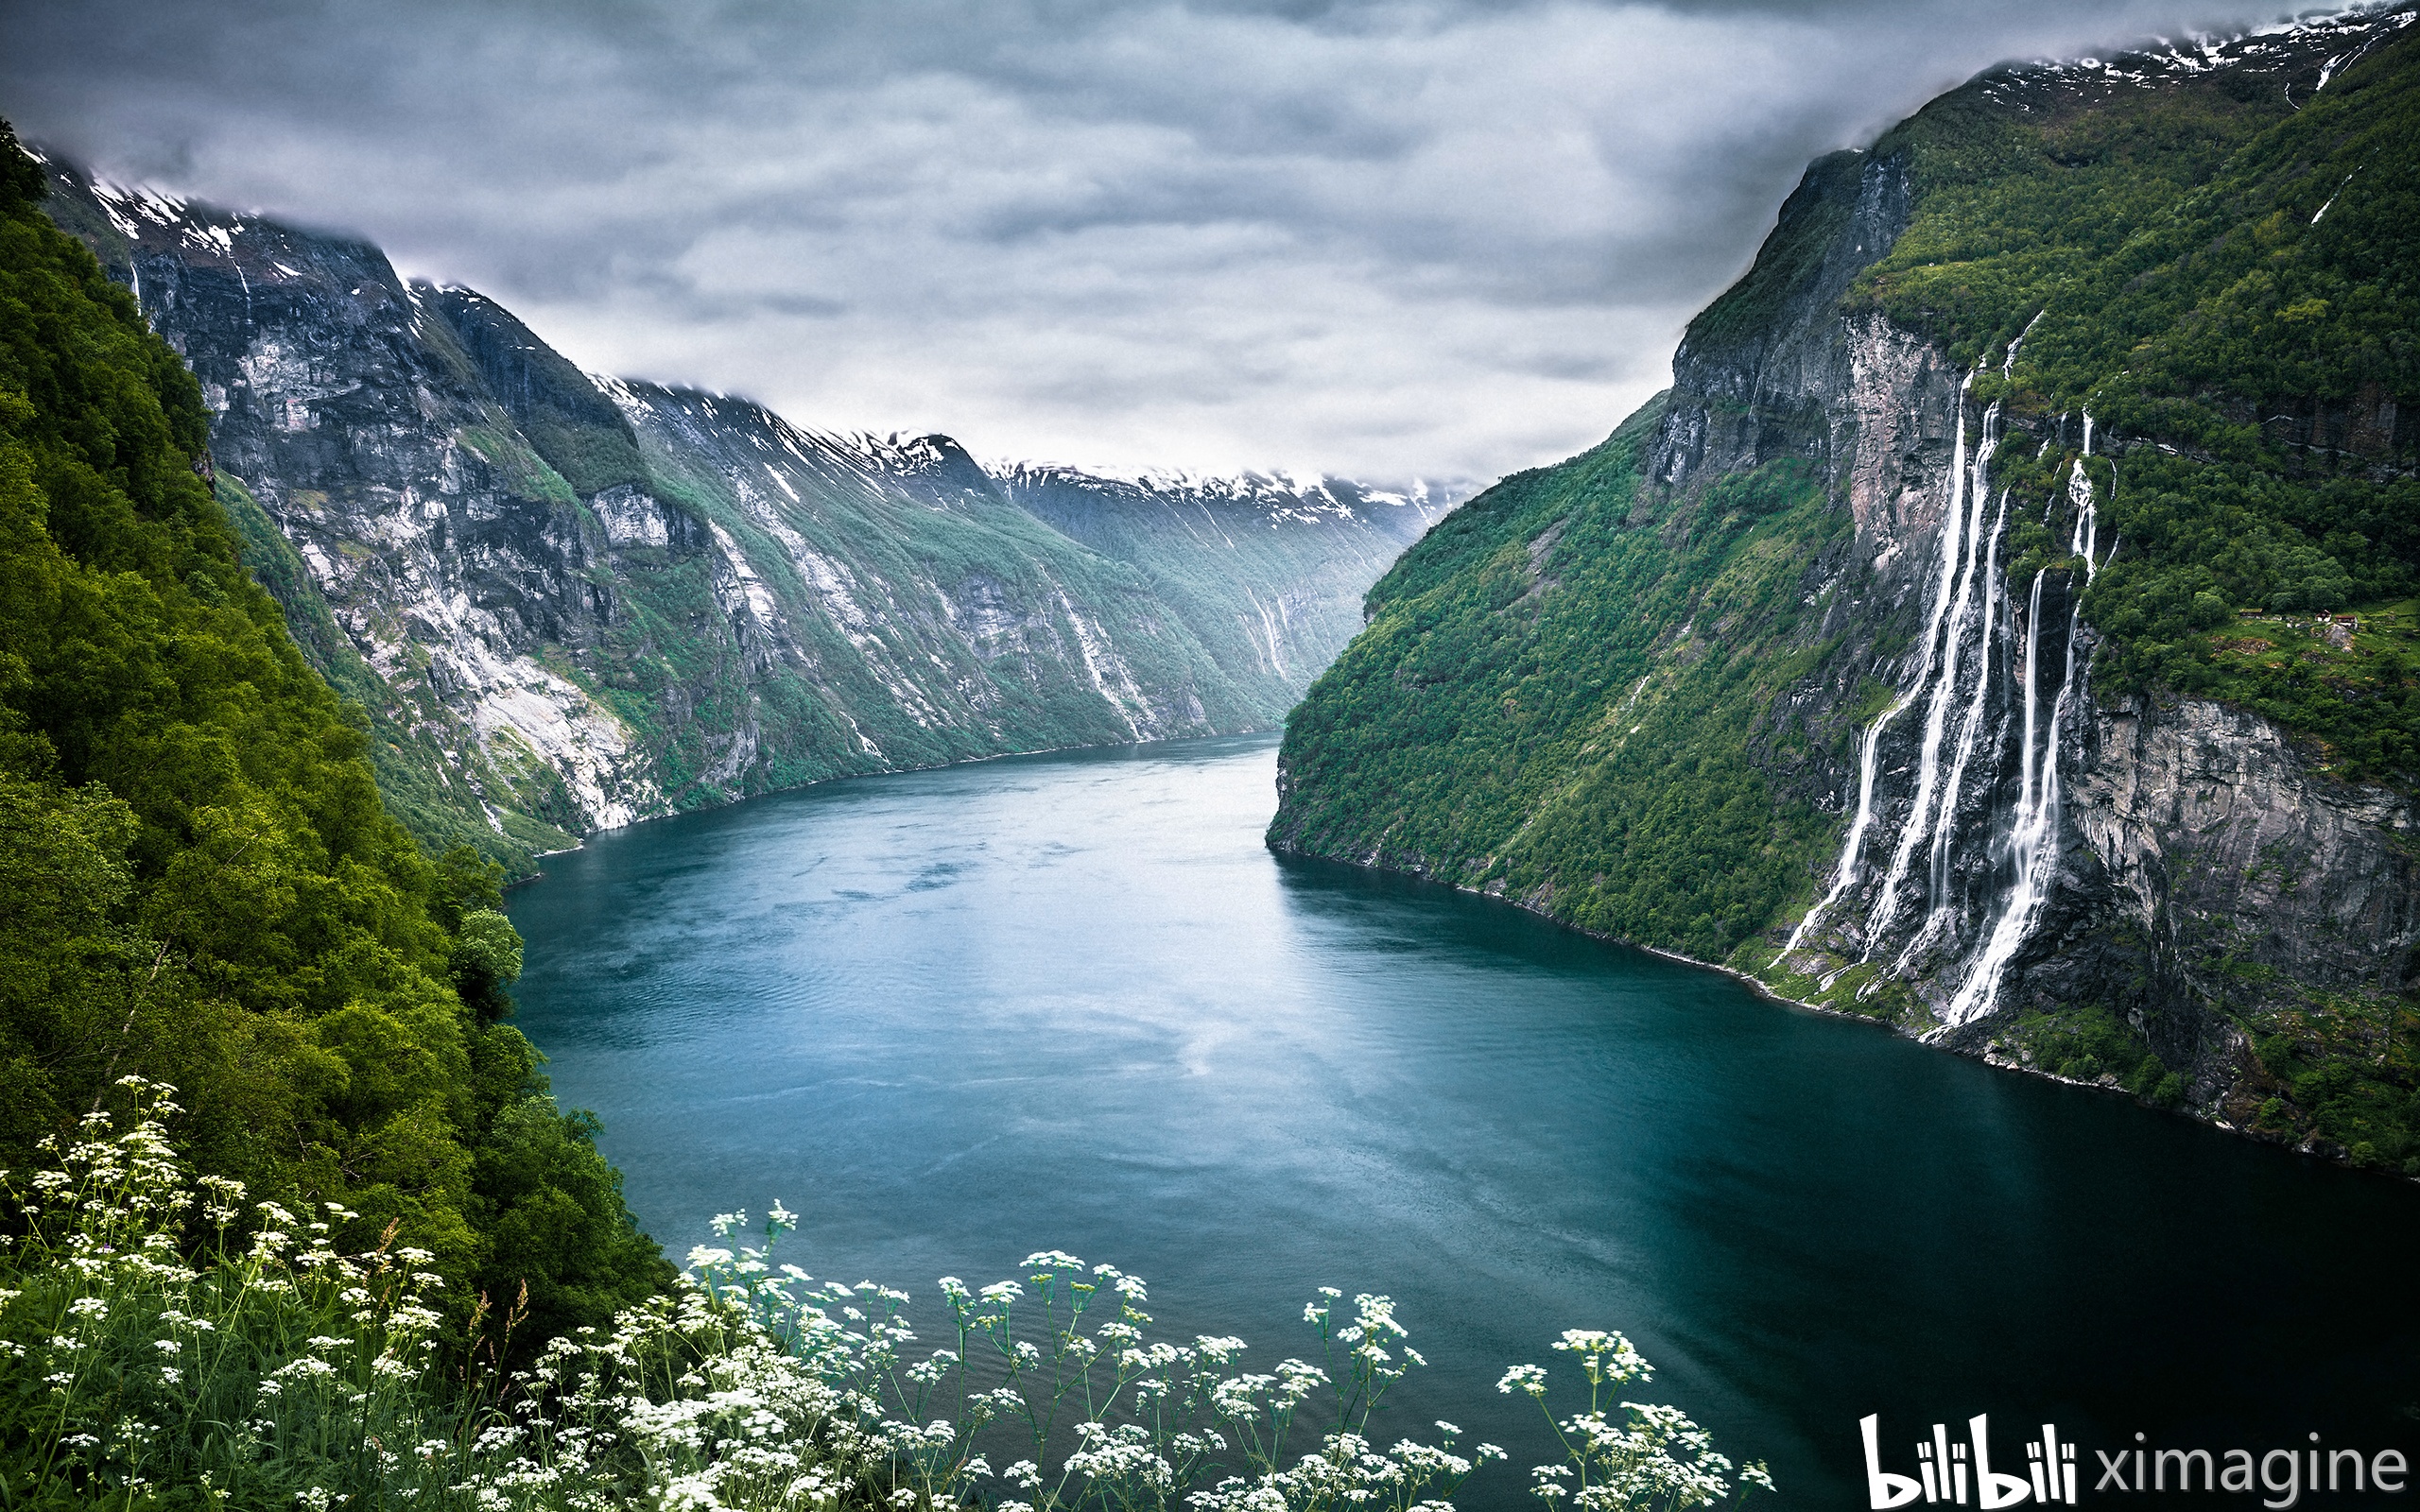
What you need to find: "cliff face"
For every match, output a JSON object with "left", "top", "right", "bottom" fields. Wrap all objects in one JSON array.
[
  {"left": 2057, "top": 698, "right": 2420, "bottom": 1102},
  {"left": 1272, "top": 7, "right": 2420, "bottom": 1166},
  {"left": 1731, "top": 302, "right": 2420, "bottom": 1109},
  {"left": 40, "top": 164, "right": 1441, "bottom": 870}
]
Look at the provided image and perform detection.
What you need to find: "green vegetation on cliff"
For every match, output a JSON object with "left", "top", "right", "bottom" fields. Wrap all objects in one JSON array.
[
  {"left": 1277, "top": 16, "right": 2420, "bottom": 911},
  {"left": 0, "top": 123, "right": 668, "bottom": 1348},
  {"left": 1858, "top": 20, "right": 2420, "bottom": 777},
  {"left": 1270, "top": 15, "right": 2420, "bottom": 1160},
  {"left": 1272, "top": 401, "right": 1840, "bottom": 963}
]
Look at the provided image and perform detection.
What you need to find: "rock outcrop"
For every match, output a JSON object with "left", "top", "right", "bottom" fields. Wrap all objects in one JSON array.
[{"left": 1651, "top": 18, "right": 2420, "bottom": 1139}]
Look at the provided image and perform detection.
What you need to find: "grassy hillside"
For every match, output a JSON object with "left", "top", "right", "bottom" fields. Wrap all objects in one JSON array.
[
  {"left": 1272, "top": 400, "right": 1846, "bottom": 963},
  {"left": 0, "top": 123, "right": 668, "bottom": 1347}
]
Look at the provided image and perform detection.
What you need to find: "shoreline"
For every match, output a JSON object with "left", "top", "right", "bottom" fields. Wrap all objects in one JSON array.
[{"left": 1268, "top": 836, "right": 2394, "bottom": 1179}]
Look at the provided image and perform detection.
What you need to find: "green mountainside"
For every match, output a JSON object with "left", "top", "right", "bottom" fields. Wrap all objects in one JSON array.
[
  {"left": 1271, "top": 399, "right": 1841, "bottom": 961},
  {"left": 0, "top": 124, "right": 668, "bottom": 1345},
  {"left": 1858, "top": 13, "right": 2420, "bottom": 771},
  {"left": 1272, "top": 9, "right": 2420, "bottom": 1162}
]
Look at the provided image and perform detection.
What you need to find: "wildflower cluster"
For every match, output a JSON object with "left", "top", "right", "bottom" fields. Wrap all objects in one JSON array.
[
  {"left": 680, "top": 1224, "right": 1504, "bottom": 1512},
  {"left": 1497, "top": 1331, "right": 1774, "bottom": 1511},
  {"left": 0, "top": 1086, "right": 1772, "bottom": 1512},
  {"left": 0, "top": 1078, "right": 451, "bottom": 1503}
]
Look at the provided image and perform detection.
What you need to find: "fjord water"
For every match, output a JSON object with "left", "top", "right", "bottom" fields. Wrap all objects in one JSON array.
[{"left": 510, "top": 735, "right": 2420, "bottom": 1507}]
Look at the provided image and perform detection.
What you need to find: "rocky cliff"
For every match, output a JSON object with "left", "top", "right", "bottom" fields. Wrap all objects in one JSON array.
[
  {"left": 1272, "top": 6, "right": 2420, "bottom": 1167},
  {"left": 38, "top": 163, "right": 1442, "bottom": 871}
]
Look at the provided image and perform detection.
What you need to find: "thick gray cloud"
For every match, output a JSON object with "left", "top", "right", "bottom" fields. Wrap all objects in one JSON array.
[{"left": 4, "top": 0, "right": 2291, "bottom": 480}]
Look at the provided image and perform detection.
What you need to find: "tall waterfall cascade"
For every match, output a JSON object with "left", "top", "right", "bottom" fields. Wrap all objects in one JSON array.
[{"left": 1786, "top": 380, "right": 2109, "bottom": 1029}]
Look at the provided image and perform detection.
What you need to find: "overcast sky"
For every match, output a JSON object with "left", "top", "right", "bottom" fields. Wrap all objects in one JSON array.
[{"left": 5, "top": 0, "right": 2297, "bottom": 484}]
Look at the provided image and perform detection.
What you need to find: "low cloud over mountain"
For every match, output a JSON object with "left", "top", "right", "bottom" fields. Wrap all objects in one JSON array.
[{"left": 5, "top": 0, "right": 2293, "bottom": 478}]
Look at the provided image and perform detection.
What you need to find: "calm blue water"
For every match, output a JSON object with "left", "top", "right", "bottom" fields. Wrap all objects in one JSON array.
[{"left": 509, "top": 734, "right": 2420, "bottom": 1507}]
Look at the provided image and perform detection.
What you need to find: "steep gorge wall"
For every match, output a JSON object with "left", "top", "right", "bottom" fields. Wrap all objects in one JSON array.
[
  {"left": 39, "top": 163, "right": 1440, "bottom": 871},
  {"left": 1272, "top": 7, "right": 2420, "bottom": 1164},
  {"left": 2064, "top": 697, "right": 2420, "bottom": 1090},
  {"left": 1734, "top": 311, "right": 2420, "bottom": 1112}
]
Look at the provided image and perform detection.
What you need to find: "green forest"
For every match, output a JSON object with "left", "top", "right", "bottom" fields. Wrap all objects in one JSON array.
[{"left": 0, "top": 120, "right": 670, "bottom": 1375}]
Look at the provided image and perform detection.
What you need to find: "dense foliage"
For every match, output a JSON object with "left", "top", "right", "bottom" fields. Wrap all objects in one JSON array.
[
  {"left": 1858, "top": 23, "right": 2420, "bottom": 778},
  {"left": 1273, "top": 403, "right": 1841, "bottom": 964},
  {"left": 0, "top": 123, "right": 669, "bottom": 1351}
]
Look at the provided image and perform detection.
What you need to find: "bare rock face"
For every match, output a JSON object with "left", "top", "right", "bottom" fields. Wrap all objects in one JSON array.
[
  {"left": 2051, "top": 698, "right": 2420, "bottom": 1092},
  {"left": 43, "top": 170, "right": 672, "bottom": 851},
  {"left": 39, "top": 160, "right": 1444, "bottom": 870},
  {"left": 2083, "top": 701, "right": 2420, "bottom": 1005}
]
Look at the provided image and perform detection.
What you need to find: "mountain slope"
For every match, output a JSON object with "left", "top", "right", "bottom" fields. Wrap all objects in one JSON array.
[
  {"left": 39, "top": 165, "right": 1441, "bottom": 872},
  {"left": 1272, "top": 6, "right": 2420, "bottom": 1167},
  {"left": 0, "top": 124, "right": 667, "bottom": 1342},
  {"left": 1270, "top": 398, "right": 1845, "bottom": 955}
]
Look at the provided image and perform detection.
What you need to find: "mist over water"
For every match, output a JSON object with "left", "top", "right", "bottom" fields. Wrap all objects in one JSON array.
[{"left": 509, "top": 734, "right": 2420, "bottom": 1508}]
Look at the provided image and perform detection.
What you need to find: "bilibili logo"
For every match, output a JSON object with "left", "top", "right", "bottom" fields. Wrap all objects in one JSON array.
[
  {"left": 1864, "top": 1415, "right": 2076, "bottom": 1507},
  {"left": 1861, "top": 1416, "right": 2412, "bottom": 1507}
]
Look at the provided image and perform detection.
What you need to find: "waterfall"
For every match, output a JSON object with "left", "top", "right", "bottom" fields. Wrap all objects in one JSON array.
[
  {"left": 1785, "top": 387, "right": 2108, "bottom": 1010},
  {"left": 2002, "top": 311, "right": 2045, "bottom": 379},
  {"left": 1945, "top": 575, "right": 2082, "bottom": 1024},
  {"left": 2067, "top": 413, "right": 2099, "bottom": 578},
  {"left": 1783, "top": 713, "right": 1904, "bottom": 959},
  {"left": 2017, "top": 572, "right": 2045, "bottom": 853},
  {"left": 1867, "top": 398, "right": 2002, "bottom": 950},
  {"left": 1783, "top": 376, "right": 1977, "bottom": 959},
  {"left": 1945, "top": 418, "right": 2097, "bottom": 1023},
  {"left": 1904, "top": 485, "right": 2012, "bottom": 966}
]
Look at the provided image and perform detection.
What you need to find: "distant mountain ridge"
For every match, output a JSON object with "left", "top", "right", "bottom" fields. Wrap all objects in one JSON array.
[{"left": 37, "top": 158, "right": 1444, "bottom": 871}]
